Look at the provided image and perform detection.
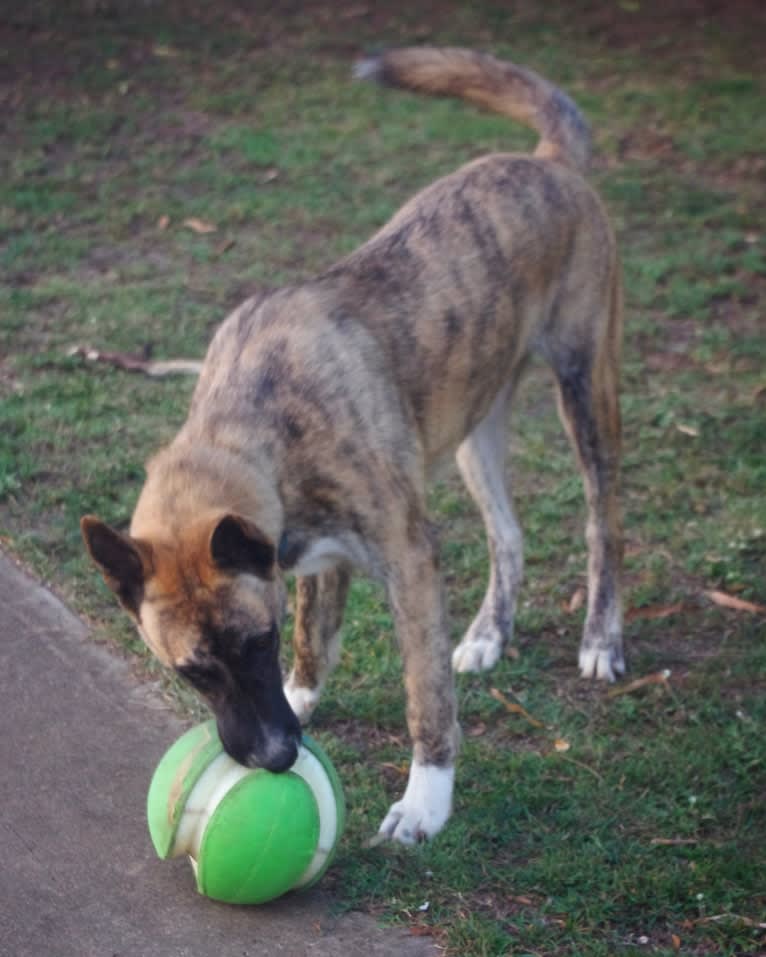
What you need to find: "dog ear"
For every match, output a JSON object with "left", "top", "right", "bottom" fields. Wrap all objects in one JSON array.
[
  {"left": 209, "top": 514, "right": 276, "bottom": 580},
  {"left": 80, "top": 515, "right": 153, "bottom": 614}
]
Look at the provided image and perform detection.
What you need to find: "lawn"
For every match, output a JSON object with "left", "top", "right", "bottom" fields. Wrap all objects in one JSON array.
[{"left": 1, "top": 1, "right": 765, "bottom": 954}]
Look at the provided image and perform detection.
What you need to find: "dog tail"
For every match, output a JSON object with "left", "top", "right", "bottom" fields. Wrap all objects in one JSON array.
[{"left": 354, "top": 47, "right": 591, "bottom": 175}]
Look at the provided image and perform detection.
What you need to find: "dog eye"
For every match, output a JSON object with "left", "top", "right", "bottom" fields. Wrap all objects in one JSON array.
[{"left": 240, "top": 627, "right": 277, "bottom": 664}]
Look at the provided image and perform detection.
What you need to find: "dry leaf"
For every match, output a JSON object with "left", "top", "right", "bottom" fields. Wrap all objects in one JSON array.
[
  {"left": 626, "top": 602, "right": 683, "bottom": 622},
  {"left": 183, "top": 217, "right": 217, "bottom": 234},
  {"left": 706, "top": 589, "right": 766, "bottom": 615},
  {"left": 490, "top": 688, "right": 545, "bottom": 728},
  {"left": 508, "top": 894, "right": 536, "bottom": 906},
  {"left": 553, "top": 738, "right": 571, "bottom": 752},
  {"left": 467, "top": 722, "right": 487, "bottom": 737},
  {"left": 567, "top": 587, "right": 586, "bottom": 613},
  {"left": 676, "top": 423, "right": 699, "bottom": 437},
  {"left": 671, "top": 933, "right": 681, "bottom": 952},
  {"left": 409, "top": 926, "right": 434, "bottom": 937},
  {"left": 216, "top": 238, "right": 235, "bottom": 255},
  {"left": 157, "top": 214, "right": 170, "bottom": 230}
]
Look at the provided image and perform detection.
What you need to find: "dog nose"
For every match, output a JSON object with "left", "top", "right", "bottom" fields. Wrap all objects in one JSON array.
[
  {"left": 256, "top": 734, "right": 299, "bottom": 773},
  {"left": 218, "top": 719, "right": 300, "bottom": 773},
  {"left": 216, "top": 692, "right": 302, "bottom": 771}
]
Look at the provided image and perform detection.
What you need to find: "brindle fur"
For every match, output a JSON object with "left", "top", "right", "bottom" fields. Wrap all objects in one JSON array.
[{"left": 82, "top": 48, "right": 624, "bottom": 843}]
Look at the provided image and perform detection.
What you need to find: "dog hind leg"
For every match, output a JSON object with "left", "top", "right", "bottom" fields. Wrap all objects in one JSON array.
[
  {"left": 552, "top": 317, "right": 624, "bottom": 681},
  {"left": 284, "top": 565, "right": 352, "bottom": 723},
  {"left": 452, "top": 385, "right": 524, "bottom": 673}
]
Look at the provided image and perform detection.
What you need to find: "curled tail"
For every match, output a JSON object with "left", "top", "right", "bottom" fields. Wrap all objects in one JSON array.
[{"left": 355, "top": 47, "right": 591, "bottom": 175}]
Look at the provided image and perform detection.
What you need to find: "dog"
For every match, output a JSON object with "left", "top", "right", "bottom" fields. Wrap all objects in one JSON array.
[{"left": 82, "top": 48, "right": 623, "bottom": 845}]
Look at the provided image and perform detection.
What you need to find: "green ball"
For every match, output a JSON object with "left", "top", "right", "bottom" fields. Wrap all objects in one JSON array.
[{"left": 147, "top": 720, "right": 345, "bottom": 905}]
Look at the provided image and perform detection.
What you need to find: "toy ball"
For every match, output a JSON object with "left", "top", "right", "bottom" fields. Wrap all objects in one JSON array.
[{"left": 147, "top": 720, "right": 345, "bottom": 905}]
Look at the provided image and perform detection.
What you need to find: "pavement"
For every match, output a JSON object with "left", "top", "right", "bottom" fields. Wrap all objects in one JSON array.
[{"left": 0, "top": 551, "right": 438, "bottom": 957}]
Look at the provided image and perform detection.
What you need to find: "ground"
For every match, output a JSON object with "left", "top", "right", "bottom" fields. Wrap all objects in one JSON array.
[{"left": 1, "top": 2, "right": 764, "bottom": 955}]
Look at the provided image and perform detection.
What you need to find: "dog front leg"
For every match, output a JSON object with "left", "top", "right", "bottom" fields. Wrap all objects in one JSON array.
[
  {"left": 284, "top": 565, "right": 352, "bottom": 723},
  {"left": 379, "top": 523, "right": 460, "bottom": 844}
]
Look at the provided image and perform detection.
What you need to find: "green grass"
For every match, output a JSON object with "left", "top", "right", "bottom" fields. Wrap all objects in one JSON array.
[{"left": 2, "top": 2, "right": 765, "bottom": 954}]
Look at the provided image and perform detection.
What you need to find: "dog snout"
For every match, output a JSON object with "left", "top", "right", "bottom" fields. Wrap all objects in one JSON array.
[{"left": 217, "top": 711, "right": 301, "bottom": 773}]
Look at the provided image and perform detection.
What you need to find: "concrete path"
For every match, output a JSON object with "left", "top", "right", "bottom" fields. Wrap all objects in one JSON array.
[{"left": 0, "top": 551, "right": 437, "bottom": 957}]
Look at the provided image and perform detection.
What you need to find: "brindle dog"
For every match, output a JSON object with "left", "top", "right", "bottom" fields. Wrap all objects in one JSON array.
[{"left": 82, "top": 49, "right": 624, "bottom": 845}]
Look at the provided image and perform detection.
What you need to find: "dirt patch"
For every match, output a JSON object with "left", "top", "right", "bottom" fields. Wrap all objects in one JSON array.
[
  {"left": 323, "top": 717, "right": 408, "bottom": 756},
  {"left": 574, "top": 0, "right": 766, "bottom": 66},
  {"left": 0, "top": 0, "right": 432, "bottom": 106},
  {"left": 0, "top": 356, "right": 22, "bottom": 399}
]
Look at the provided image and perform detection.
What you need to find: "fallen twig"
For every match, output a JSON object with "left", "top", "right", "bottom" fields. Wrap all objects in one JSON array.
[
  {"left": 379, "top": 761, "right": 409, "bottom": 777},
  {"left": 554, "top": 754, "right": 604, "bottom": 782},
  {"left": 625, "top": 602, "right": 684, "bottom": 622},
  {"left": 650, "top": 837, "right": 699, "bottom": 846},
  {"left": 705, "top": 589, "right": 766, "bottom": 615},
  {"left": 607, "top": 670, "right": 671, "bottom": 698},
  {"left": 490, "top": 687, "right": 546, "bottom": 728},
  {"left": 693, "top": 913, "right": 766, "bottom": 930},
  {"left": 68, "top": 345, "right": 203, "bottom": 377}
]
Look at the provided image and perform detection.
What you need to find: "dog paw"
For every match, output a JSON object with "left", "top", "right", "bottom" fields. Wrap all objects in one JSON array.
[
  {"left": 378, "top": 763, "right": 454, "bottom": 845},
  {"left": 578, "top": 645, "right": 625, "bottom": 682},
  {"left": 452, "top": 632, "right": 504, "bottom": 673},
  {"left": 283, "top": 675, "right": 320, "bottom": 724}
]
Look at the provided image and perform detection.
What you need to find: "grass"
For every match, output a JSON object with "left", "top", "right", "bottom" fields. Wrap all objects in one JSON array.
[{"left": 1, "top": 1, "right": 765, "bottom": 954}]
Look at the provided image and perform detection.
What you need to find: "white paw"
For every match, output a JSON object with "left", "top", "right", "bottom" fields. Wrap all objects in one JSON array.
[
  {"left": 452, "top": 630, "right": 504, "bottom": 673},
  {"left": 284, "top": 675, "right": 320, "bottom": 724},
  {"left": 378, "top": 762, "right": 454, "bottom": 845},
  {"left": 578, "top": 645, "right": 625, "bottom": 682}
]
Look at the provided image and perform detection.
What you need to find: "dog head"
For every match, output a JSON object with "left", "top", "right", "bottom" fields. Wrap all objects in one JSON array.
[{"left": 81, "top": 512, "right": 301, "bottom": 772}]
